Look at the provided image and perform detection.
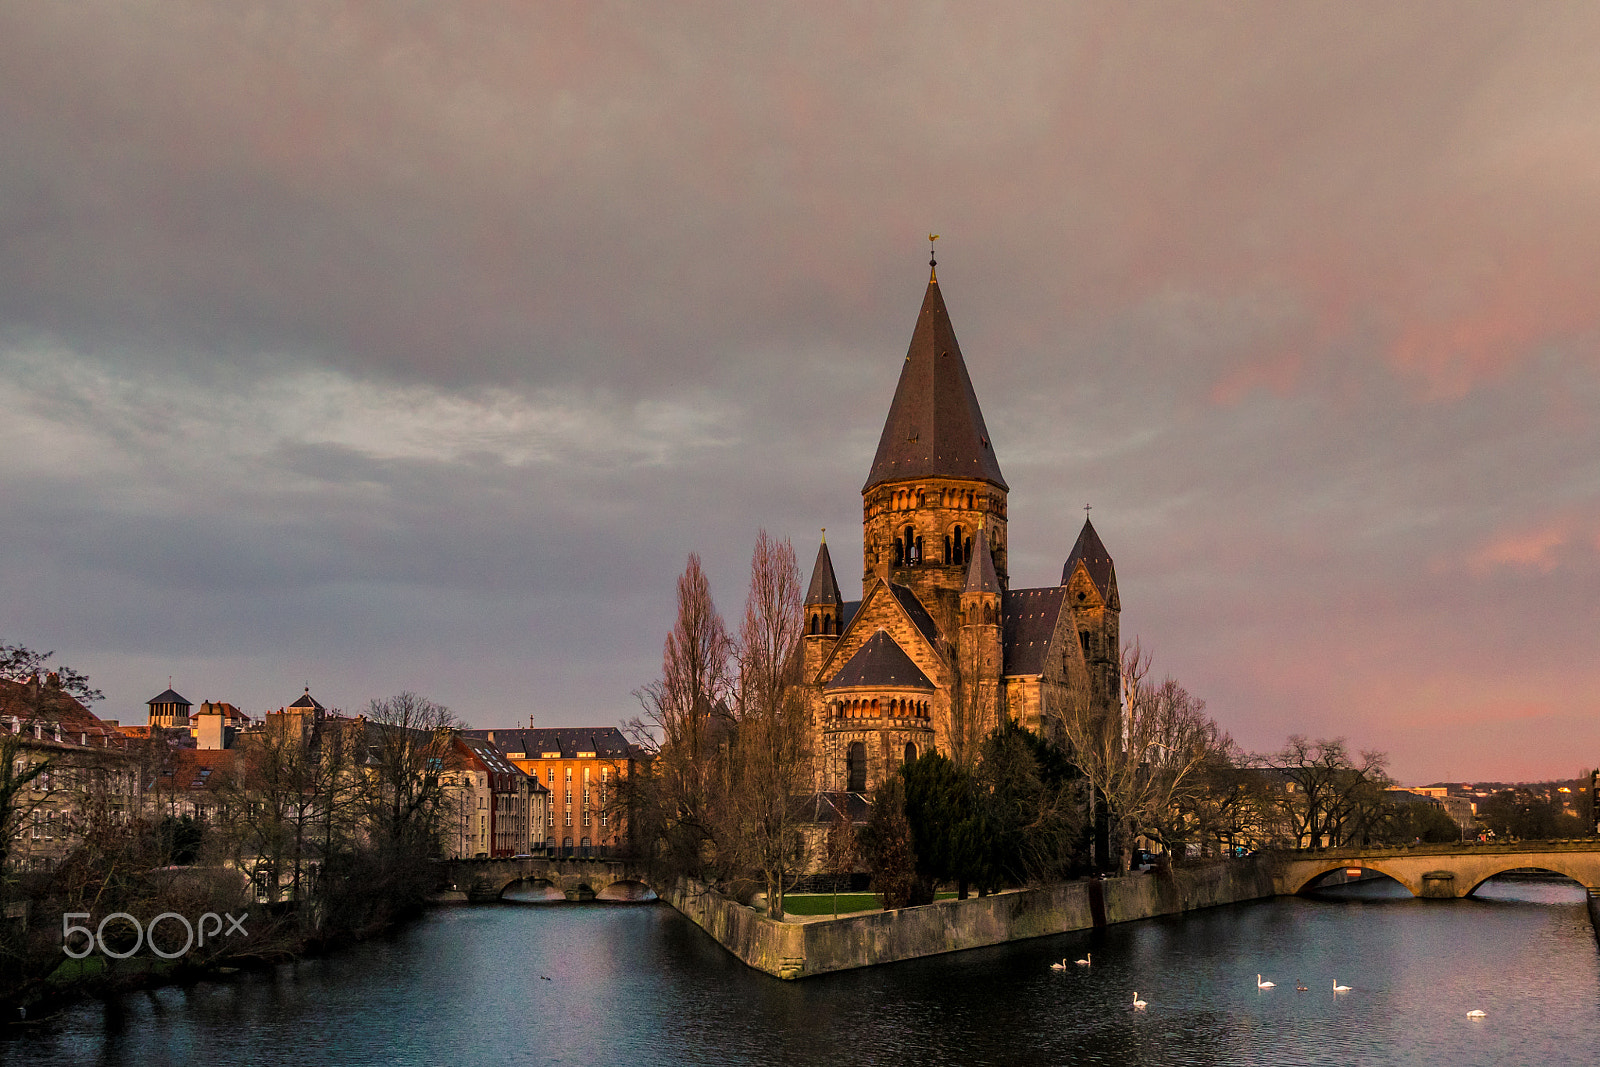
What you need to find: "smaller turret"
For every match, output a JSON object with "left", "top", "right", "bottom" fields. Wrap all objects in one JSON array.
[
  {"left": 1062, "top": 517, "right": 1121, "bottom": 711},
  {"left": 803, "top": 534, "right": 844, "bottom": 682}
]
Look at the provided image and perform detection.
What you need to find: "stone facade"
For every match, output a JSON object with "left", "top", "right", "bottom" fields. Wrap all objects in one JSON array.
[{"left": 802, "top": 269, "right": 1122, "bottom": 793}]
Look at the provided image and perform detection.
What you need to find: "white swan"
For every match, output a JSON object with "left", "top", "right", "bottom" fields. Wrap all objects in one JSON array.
[
  {"left": 1333, "top": 980, "right": 1351, "bottom": 993},
  {"left": 1257, "top": 974, "right": 1275, "bottom": 988},
  {"left": 1050, "top": 958, "right": 1067, "bottom": 971},
  {"left": 1076, "top": 953, "right": 1091, "bottom": 967},
  {"left": 1132, "top": 991, "right": 1147, "bottom": 1011},
  {"left": 1467, "top": 1009, "right": 1487, "bottom": 1018}
]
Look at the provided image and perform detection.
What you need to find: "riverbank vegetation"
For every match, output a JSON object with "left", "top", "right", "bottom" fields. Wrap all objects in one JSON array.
[{"left": 0, "top": 655, "right": 463, "bottom": 1018}]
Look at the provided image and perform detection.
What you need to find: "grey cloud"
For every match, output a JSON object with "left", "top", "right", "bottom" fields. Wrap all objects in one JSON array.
[{"left": 3, "top": 3, "right": 1599, "bottom": 780}]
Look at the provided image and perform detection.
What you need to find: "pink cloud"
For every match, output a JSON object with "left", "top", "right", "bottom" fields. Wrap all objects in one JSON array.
[{"left": 1465, "top": 520, "right": 1575, "bottom": 575}]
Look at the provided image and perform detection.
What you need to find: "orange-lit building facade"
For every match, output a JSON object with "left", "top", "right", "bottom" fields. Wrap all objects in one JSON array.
[{"left": 467, "top": 726, "right": 635, "bottom": 857}]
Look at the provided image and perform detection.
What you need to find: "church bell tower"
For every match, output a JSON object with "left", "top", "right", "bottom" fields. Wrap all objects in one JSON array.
[{"left": 860, "top": 251, "right": 1009, "bottom": 639}]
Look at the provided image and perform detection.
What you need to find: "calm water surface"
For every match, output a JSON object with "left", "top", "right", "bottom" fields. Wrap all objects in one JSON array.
[{"left": 9, "top": 877, "right": 1598, "bottom": 1066}]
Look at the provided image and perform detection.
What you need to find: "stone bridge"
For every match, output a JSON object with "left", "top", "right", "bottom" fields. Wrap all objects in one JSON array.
[
  {"left": 435, "top": 856, "right": 654, "bottom": 903},
  {"left": 1265, "top": 840, "right": 1600, "bottom": 900}
]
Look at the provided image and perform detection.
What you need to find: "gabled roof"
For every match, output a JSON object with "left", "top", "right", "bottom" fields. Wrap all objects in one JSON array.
[
  {"left": 816, "top": 581, "right": 942, "bottom": 685},
  {"left": 801, "top": 791, "right": 871, "bottom": 824},
  {"left": 466, "top": 726, "right": 633, "bottom": 761},
  {"left": 963, "top": 526, "right": 1000, "bottom": 594},
  {"left": 887, "top": 583, "right": 940, "bottom": 647},
  {"left": 0, "top": 679, "right": 125, "bottom": 744},
  {"left": 150, "top": 747, "right": 235, "bottom": 794},
  {"left": 1001, "top": 587, "right": 1069, "bottom": 675},
  {"left": 148, "top": 688, "right": 191, "bottom": 707},
  {"left": 804, "top": 538, "right": 843, "bottom": 607},
  {"left": 454, "top": 735, "right": 531, "bottom": 781},
  {"left": 1062, "top": 518, "right": 1115, "bottom": 598},
  {"left": 863, "top": 277, "right": 1008, "bottom": 493},
  {"left": 824, "top": 630, "right": 935, "bottom": 691}
]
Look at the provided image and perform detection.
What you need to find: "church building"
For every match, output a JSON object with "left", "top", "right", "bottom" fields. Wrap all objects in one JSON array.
[{"left": 802, "top": 258, "right": 1122, "bottom": 794}]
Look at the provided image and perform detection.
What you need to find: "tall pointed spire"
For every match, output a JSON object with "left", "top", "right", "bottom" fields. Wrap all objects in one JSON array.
[
  {"left": 805, "top": 536, "right": 843, "bottom": 607},
  {"left": 862, "top": 268, "right": 1008, "bottom": 493},
  {"left": 962, "top": 526, "right": 1000, "bottom": 594},
  {"left": 1062, "top": 517, "right": 1115, "bottom": 596}
]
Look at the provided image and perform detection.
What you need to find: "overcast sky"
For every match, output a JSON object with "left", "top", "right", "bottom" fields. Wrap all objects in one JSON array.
[{"left": 3, "top": 3, "right": 1597, "bottom": 783}]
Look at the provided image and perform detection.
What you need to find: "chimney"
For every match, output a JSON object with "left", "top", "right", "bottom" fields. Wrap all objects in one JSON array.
[{"left": 196, "top": 706, "right": 227, "bottom": 751}]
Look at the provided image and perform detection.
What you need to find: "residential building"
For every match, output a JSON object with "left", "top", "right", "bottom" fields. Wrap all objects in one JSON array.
[
  {"left": 467, "top": 726, "right": 635, "bottom": 856},
  {"left": 444, "top": 733, "right": 548, "bottom": 859},
  {"left": 1, "top": 674, "right": 138, "bottom": 871}
]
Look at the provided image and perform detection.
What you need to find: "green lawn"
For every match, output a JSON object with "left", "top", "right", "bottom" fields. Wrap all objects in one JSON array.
[
  {"left": 778, "top": 891, "right": 959, "bottom": 916},
  {"left": 779, "top": 893, "right": 881, "bottom": 915}
]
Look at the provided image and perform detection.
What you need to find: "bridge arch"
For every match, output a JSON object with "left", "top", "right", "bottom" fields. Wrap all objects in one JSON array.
[
  {"left": 595, "top": 879, "right": 658, "bottom": 902},
  {"left": 1462, "top": 863, "right": 1593, "bottom": 897},
  {"left": 1289, "top": 861, "right": 1423, "bottom": 897},
  {"left": 502, "top": 877, "right": 566, "bottom": 902}
]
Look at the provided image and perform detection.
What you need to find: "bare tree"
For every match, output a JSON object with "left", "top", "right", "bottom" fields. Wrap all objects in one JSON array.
[
  {"left": 358, "top": 693, "right": 460, "bottom": 858},
  {"left": 1054, "top": 640, "right": 1226, "bottom": 870},
  {"left": 624, "top": 552, "right": 735, "bottom": 880},
  {"left": 1257, "top": 737, "right": 1391, "bottom": 849},
  {"left": 722, "top": 530, "right": 813, "bottom": 918},
  {"left": 948, "top": 637, "right": 997, "bottom": 770}
]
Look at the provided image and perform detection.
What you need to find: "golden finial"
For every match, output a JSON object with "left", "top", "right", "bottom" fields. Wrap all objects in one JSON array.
[
  {"left": 928, "top": 233, "right": 940, "bottom": 283},
  {"left": 821, "top": 527, "right": 826, "bottom": 544}
]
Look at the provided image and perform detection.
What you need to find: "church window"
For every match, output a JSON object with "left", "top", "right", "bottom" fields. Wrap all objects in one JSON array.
[
  {"left": 965, "top": 535, "right": 973, "bottom": 562},
  {"left": 915, "top": 536, "right": 924, "bottom": 564},
  {"left": 810, "top": 614, "right": 819, "bottom": 634},
  {"left": 846, "top": 742, "right": 867, "bottom": 792},
  {"left": 905, "top": 742, "right": 918, "bottom": 764},
  {"left": 1080, "top": 631, "right": 1091, "bottom": 654},
  {"left": 952, "top": 525, "right": 964, "bottom": 564}
]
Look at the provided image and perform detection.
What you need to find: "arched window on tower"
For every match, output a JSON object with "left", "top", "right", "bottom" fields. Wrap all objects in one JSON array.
[
  {"left": 846, "top": 742, "right": 867, "bottom": 793},
  {"left": 904, "top": 742, "right": 918, "bottom": 764},
  {"left": 810, "top": 613, "right": 819, "bottom": 635},
  {"left": 915, "top": 536, "right": 924, "bottom": 565},
  {"left": 952, "top": 525, "right": 964, "bottom": 565},
  {"left": 894, "top": 540, "right": 904, "bottom": 566},
  {"left": 943, "top": 535, "right": 952, "bottom": 564},
  {"left": 903, "top": 525, "right": 916, "bottom": 564}
]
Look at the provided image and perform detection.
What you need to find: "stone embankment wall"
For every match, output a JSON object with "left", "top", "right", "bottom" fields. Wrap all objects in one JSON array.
[
  {"left": 663, "top": 858, "right": 1277, "bottom": 981},
  {"left": 660, "top": 880, "right": 808, "bottom": 978}
]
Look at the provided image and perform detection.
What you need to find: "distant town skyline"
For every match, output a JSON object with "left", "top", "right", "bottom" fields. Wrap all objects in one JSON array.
[{"left": 2, "top": 4, "right": 1597, "bottom": 783}]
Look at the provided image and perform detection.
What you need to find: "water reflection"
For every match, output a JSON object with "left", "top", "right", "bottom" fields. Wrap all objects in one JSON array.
[{"left": 8, "top": 879, "right": 1599, "bottom": 1067}]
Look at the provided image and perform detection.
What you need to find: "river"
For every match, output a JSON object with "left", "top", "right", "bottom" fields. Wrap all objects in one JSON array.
[{"left": 7, "top": 876, "right": 1598, "bottom": 1066}]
